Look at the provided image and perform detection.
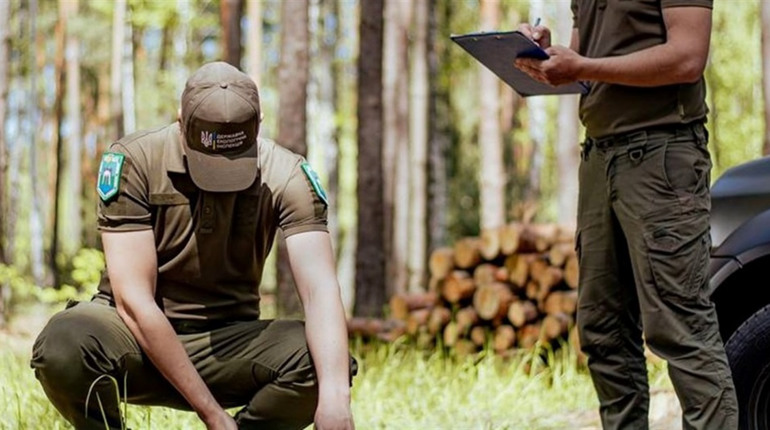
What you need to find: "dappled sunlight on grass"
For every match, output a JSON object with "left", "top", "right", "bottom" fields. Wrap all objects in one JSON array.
[{"left": 0, "top": 332, "right": 671, "bottom": 430}]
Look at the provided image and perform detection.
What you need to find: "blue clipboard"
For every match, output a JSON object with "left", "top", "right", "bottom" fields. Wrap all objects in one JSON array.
[{"left": 450, "top": 30, "right": 589, "bottom": 97}]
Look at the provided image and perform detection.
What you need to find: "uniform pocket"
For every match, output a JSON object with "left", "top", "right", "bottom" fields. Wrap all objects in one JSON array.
[
  {"left": 644, "top": 214, "right": 709, "bottom": 303},
  {"left": 662, "top": 138, "right": 710, "bottom": 196}
]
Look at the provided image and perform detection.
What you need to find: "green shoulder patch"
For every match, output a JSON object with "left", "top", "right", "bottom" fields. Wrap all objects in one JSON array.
[
  {"left": 97, "top": 152, "right": 125, "bottom": 202},
  {"left": 300, "top": 162, "right": 328, "bottom": 206}
]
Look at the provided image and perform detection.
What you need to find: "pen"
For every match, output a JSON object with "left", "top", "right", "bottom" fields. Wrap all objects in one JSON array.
[{"left": 534, "top": 17, "right": 541, "bottom": 27}]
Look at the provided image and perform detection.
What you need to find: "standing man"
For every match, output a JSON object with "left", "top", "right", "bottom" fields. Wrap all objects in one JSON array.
[
  {"left": 516, "top": 1, "right": 737, "bottom": 429},
  {"left": 32, "top": 62, "right": 356, "bottom": 430}
]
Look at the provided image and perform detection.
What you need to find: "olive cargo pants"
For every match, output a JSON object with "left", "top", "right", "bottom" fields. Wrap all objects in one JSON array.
[
  {"left": 575, "top": 122, "right": 738, "bottom": 430},
  {"left": 31, "top": 299, "right": 356, "bottom": 430}
]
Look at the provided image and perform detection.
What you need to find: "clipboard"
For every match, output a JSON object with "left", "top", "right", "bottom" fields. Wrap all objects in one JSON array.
[{"left": 450, "top": 30, "right": 589, "bottom": 97}]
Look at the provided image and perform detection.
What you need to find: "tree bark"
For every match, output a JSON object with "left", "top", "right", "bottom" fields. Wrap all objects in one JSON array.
[
  {"left": 246, "top": 0, "right": 262, "bottom": 84},
  {"left": 428, "top": 0, "right": 450, "bottom": 253},
  {"left": 408, "top": 0, "right": 430, "bottom": 292},
  {"left": 51, "top": 0, "right": 68, "bottom": 287},
  {"left": 762, "top": 0, "right": 770, "bottom": 155},
  {"left": 383, "top": 0, "right": 411, "bottom": 296},
  {"left": 0, "top": 0, "right": 10, "bottom": 266},
  {"left": 478, "top": 0, "right": 505, "bottom": 230},
  {"left": 525, "top": 0, "right": 546, "bottom": 206},
  {"left": 354, "top": 0, "right": 386, "bottom": 317},
  {"left": 556, "top": 2, "right": 579, "bottom": 225},
  {"left": 276, "top": 0, "right": 310, "bottom": 317},
  {"left": 221, "top": 0, "right": 243, "bottom": 68},
  {"left": 111, "top": 0, "right": 126, "bottom": 139},
  {"left": 64, "top": 0, "right": 82, "bottom": 259}
]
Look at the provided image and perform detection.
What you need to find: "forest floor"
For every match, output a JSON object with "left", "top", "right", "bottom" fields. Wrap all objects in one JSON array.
[{"left": 0, "top": 308, "right": 681, "bottom": 430}]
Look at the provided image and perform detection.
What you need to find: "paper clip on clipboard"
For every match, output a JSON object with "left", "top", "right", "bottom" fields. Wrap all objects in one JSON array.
[{"left": 450, "top": 30, "right": 589, "bottom": 97}]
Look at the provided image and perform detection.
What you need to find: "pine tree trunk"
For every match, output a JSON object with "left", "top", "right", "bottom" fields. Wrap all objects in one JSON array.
[
  {"left": 478, "top": 0, "right": 505, "bottom": 230},
  {"left": 51, "top": 0, "right": 68, "bottom": 287},
  {"left": 408, "top": 0, "right": 430, "bottom": 292},
  {"left": 525, "top": 0, "right": 545, "bottom": 206},
  {"left": 762, "top": 0, "right": 770, "bottom": 155},
  {"left": 354, "top": 0, "right": 386, "bottom": 317},
  {"left": 276, "top": 0, "right": 310, "bottom": 317},
  {"left": 111, "top": 0, "right": 125, "bottom": 139},
  {"left": 0, "top": 0, "right": 10, "bottom": 267},
  {"left": 221, "top": 0, "right": 243, "bottom": 68},
  {"left": 246, "top": 0, "right": 262, "bottom": 85},
  {"left": 383, "top": 0, "right": 411, "bottom": 296},
  {"left": 63, "top": 0, "right": 82, "bottom": 259},
  {"left": 555, "top": 3, "right": 579, "bottom": 226},
  {"left": 428, "top": 0, "right": 449, "bottom": 253},
  {"left": 29, "top": 0, "right": 45, "bottom": 285},
  {"left": 0, "top": 0, "right": 10, "bottom": 325}
]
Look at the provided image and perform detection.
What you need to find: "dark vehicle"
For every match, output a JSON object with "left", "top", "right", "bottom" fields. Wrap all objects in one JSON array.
[{"left": 709, "top": 155, "right": 770, "bottom": 430}]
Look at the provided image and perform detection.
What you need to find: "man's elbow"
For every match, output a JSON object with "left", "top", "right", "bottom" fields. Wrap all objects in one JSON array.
[{"left": 674, "top": 54, "right": 707, "bottom": 84}]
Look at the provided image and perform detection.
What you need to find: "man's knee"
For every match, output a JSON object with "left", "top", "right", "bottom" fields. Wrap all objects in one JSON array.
[{"left": 32, "top": 302, "right": 131, "bottom": 387}]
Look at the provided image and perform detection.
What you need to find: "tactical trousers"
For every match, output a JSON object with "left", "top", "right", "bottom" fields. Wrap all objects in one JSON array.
[
  {"left": 31, "top": 298, "right": 354, "bottom": 430},
  {"left": 575, "top": 122, "right": 738, "bottom": 430}
]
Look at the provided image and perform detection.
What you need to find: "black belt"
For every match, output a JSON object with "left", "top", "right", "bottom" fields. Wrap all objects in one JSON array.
[{"left": 586, "top": 121, "right": 706, "bottom": 150}]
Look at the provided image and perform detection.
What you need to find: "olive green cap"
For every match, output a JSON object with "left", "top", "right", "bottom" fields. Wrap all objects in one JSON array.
[{"left": 180, "top": 61, "right": 261, "bottom": 192}]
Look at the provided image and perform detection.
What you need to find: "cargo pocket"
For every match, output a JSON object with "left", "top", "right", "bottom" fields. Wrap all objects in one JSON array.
[{"left": 644, "top": 216, "right": 709, "bottom": 304}]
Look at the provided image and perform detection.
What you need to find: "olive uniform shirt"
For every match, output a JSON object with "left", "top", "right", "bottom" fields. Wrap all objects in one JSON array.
[
  {"left": 96, "top": 123, "right": 328, "bottom": 322},
  {"left": 571, "top": 0, "right": 713, "bottom": 138}
]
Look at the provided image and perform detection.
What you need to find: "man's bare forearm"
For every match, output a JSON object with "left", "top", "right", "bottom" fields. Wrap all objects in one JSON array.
[
  {"left": 303, "top": 289, "right": 352, "bottom": 401},
  {"left": 576, "top": 43, "right": 703, "bottom": 87},
  {"left": 116, "top": 302, "right": 223, "bottom": 421}
]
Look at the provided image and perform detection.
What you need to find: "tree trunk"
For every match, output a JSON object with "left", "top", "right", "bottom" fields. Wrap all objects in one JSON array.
[
  {"left": 428, "top": 0, "right": 449, "bottom": 252},
  {"left": 221, "top": 0, "right": 243, "bottom": 68},
  {"left": 478, "top": 0, "right": 505, "bottom": 230},
  {"left": 762, "top": 0, "right": 770, "bottom": 155},
  {"left": 383, "top": 0, "right": 411, "bottom": 296},
  {"left": 308, "top": 0, "right": 340, "bottom": 248},
  {"left": 246, "top": 0, "right": 262, "bottom": 84},
  {"left": 0, "top": 0, "right": 10, "bottom": 266},
  {"left": 556, "top": 2, "right": 579, "bottom": 226},
  {"left": 525, "top": 0, "right": 546, "bottom": 206},
  {"left": 64, "top": 0, "right": 82, "bottom": 259},
  {"left": 0, "top": 0, "right": 10, "bottom": 325},
  {"left": 123, "top": 11, "right": 136, "bottom": 135},
  {"left": 276, "top": 0, "right": 309, "bottom": 317},
  {"left": 408, "top": 0, "right": 430, "bottom": 292},
  {"left": 29, "top": 0, "right": 45, "bottom": 285},
  {"left": 354, "top": 0, "right": 386, "bottom": 317},
  {"left": 51, "top": 0, "right": 68, "bottom": 287},
  {"left": 111, "top": 0, "right": 126, "bottom": 139}
]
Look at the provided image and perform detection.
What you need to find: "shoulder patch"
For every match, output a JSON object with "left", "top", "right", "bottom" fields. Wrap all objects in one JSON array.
[
  {"left": 300, "top": 162, "right": 328, "bottom": 206},
  {"left": 97, "top": 152, "right": 125, "bottom": 202}
]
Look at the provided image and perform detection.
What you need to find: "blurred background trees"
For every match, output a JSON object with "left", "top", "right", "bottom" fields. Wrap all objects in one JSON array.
[{"left": 0, "top": 0, "right": 767, "bottom": 325}]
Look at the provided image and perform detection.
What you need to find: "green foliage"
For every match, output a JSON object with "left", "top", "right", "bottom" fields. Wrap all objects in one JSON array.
[
  {"left": 0, "top": 335, "right": 673, "bottom": 429},
  {"left": 0, "top": 248, "right": 103, "bottom": 313},
  {"left": 706, "top": 1, "right": 764, "bottom": 178}
]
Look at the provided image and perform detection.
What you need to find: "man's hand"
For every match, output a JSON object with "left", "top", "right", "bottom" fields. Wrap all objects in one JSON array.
[
  {"left": 518, "top": 22, "right": 551, "bottom": 48},
  {"left": 514, "top": 45, "right": 584, "bottom": 86},
  {"left": 314, "top": 400, "right": 354, "bottom": 430},
  {"left": 201, "top": 409, "right": 238, "bottom": 430}
]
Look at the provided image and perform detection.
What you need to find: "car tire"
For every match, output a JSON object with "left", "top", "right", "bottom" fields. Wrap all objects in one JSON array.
[{"left": 725, "top": 303, "right": 770, "bottom": 430}]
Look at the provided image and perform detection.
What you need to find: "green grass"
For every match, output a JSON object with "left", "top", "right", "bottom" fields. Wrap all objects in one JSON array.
[{"left": 0, "top": 333, "right": 672, "bottom": 430}]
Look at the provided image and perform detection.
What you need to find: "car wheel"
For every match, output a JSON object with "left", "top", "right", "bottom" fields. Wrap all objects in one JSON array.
[{"left": 725, "top": 303, "right": 770, "bottom": 430}]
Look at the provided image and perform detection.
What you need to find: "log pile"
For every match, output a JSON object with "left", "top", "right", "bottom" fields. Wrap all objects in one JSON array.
[{"left": 348, "top": 222, "right": 581, "bottom": 356}]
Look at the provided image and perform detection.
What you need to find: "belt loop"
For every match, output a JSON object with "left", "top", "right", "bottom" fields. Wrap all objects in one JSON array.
[
  {"left": 627, "top": 138, "right": 647, "bottom": 166},
  {"left": 582, "top": 140, "right": 592, "bottom": 161}
]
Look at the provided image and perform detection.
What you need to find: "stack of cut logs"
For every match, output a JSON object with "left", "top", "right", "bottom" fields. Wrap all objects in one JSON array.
[{"left": 348, "top": 222, "right": 580, "bottom": 356}]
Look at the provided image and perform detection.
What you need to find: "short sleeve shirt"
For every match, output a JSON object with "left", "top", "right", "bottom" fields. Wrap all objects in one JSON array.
[
  {"left": 96, "top": 123, "right": 328, "bottom": 321},
  {"left": 571, "top": 0, "right": 713, "bottom": 138}
]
